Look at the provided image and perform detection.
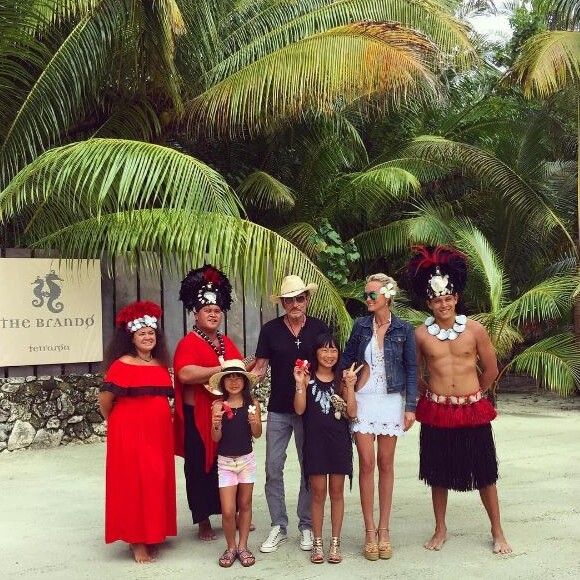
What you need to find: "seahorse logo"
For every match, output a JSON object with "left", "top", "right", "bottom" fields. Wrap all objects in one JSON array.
[{"left": 31, "top": 270, "right": 64, "bottom": 313}]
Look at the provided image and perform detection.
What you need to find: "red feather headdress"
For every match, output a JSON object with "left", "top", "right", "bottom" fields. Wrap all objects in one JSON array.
[
  {"left": 116, "top": 301, "right": 162, "bottom": 333},
  {"left": 179, "top": 264, "right": 233, "bottom": 312},
  {"left": 407, "top": 245, "right": 467, "bottom": 299}
]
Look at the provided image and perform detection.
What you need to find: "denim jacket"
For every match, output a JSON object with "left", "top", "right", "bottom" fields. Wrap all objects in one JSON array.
[{"left": 341, "top": 313, "right": 417, "bottom": 412}]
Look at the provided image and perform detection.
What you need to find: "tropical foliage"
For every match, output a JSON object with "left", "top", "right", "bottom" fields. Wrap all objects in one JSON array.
[{"left": 0, "top": 1, "right": 579, "bottom": 393}]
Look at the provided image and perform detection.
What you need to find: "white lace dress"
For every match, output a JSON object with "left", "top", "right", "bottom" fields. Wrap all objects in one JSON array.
[{"left": 352, "top": 339, "right": 405, "bottom": 436}]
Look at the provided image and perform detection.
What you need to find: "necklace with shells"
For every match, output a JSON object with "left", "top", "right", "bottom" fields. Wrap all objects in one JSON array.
[{"left": 424, "top": 314, "right": 467, "bottom": 341}]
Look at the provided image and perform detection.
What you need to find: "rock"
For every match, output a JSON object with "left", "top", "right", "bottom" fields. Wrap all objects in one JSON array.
[
  {"left": 71, "top": 421, "right": 92, "bottom": 439},
  {"left": 32, "top": 400, "right": 57, "bottom": 419},
  {"left": 8, "top": 377, "right": 25, "bottom": 384},
  {"left": 2, "top": 383, "right": 21, "bottom": 394},
  {"left": 46, "top": 416, "right": 60, "bottom": 429},
  {"left": 9, "top": 403, "right": 30, "bottom": 422},
  {"left": 93, "top": 423, "right": 107, "bottom": 437},
  {"left": 56, "top": 394, "right": 74, "bottom": 418},
  {"left": 67, "top": 415, "right": 83, "bottom": 424},
  {"left": 87, "top": 411, "right": 103, "bottom": 423},
  {"left": 0, "top": 442, "right": 7, "bottom": 452},
  {"left": 7, "top": 420, "right": 36, "bottom": 451},
  {"left": 30, "top": 429, "right": 63, "bottom": 450},
  {"left": 0, "top": 424, "right": 10, "bottom": 442},
  {"left": 30, "top": 415, "right": 44, "bottom": 430},
  {"left": 25, "top": 383, "right": 40, "bottom": 397}
]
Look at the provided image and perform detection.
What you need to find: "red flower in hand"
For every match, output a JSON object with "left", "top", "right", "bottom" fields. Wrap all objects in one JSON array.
[
  {"left": 222, "top": 401, "right": 234, "bottom": 419},
  {"left": 295, "top": 359, "right": 310, "bottom": 372}
]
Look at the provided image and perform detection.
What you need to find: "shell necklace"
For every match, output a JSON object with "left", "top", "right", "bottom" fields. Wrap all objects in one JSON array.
[
  {"left": 193, "top": 326, "right": 225, "bottom": 365},
  {"left": 425, "top": 315, "right": 467, "bottom": 341}
]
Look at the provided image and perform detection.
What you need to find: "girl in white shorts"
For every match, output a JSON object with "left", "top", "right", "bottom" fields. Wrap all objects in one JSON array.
[{"left": 210, "top": 360, "right": 262, "bottom": 568}]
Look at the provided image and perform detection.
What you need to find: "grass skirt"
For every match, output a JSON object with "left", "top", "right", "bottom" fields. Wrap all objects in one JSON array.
[{"left": 418, "top": 396, "right": 498, "bottom": 492}]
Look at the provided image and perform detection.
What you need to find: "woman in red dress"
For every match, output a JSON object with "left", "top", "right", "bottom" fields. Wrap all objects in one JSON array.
[{"left": 99, "top": 301, "right": 176, "bottom": 563}]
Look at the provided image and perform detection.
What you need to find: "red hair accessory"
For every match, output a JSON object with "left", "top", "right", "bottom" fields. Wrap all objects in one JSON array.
[{"left": 115, "top": 301, "right": 162, "bottom": 333}]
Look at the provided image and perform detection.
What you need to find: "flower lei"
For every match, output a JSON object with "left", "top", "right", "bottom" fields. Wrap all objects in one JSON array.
[
  {"left": 192, "top": 326, "right": 225, "bottom": 365},
  {"left": 424, "top": 314, "right": 467, "bottom": 341}
]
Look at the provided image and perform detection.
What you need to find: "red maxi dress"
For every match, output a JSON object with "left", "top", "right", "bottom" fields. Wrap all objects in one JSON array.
[{"left": 102, "top": 360, "right": 177, "bottom": 544}]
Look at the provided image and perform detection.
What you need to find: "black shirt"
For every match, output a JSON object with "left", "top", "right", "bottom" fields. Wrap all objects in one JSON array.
[{"left": 256, "top": 316, "right": 329, "bottom": 413}]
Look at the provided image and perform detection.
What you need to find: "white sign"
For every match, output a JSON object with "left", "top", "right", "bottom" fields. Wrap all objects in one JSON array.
[{"left": 0, "top": 258, "right": 103, "bottom": 366}]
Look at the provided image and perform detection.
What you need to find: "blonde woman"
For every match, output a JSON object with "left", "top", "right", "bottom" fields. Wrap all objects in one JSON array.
[{"left": 341, "top": 274, "right": 417, "bottom": 561}]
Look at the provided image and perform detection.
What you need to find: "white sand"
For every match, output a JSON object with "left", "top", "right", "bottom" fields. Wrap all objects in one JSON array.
[{"left": 1, "top": 391, "right": 579, "bottom": 579}]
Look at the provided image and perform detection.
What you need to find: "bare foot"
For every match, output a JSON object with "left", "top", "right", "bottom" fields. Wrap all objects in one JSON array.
[
  {"left": 198, "top": 519, "right": 217, "bottom": 541},
  {"left": 130, "top": 543, "right": 152, "bottom": 563},
  {"left": 493, "top": 534, "right": 512, "bottom": 554},
  {"left": 147, "top": 544, "right": 159, "bottom": 561},
  {"left": 424, "top": 530, "right": 447, "bottom": 551}
]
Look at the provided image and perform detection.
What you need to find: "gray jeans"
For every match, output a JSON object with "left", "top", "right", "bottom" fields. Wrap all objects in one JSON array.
[{"left": 265, "top": 411, "right": 311, "bottom": 533}]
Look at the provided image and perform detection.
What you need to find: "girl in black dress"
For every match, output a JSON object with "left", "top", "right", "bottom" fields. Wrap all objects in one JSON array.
[{"left": 294, "top": 334, "right": 361, "bottom": 564}]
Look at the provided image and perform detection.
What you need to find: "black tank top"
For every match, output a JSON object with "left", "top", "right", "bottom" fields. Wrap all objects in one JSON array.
[{"left": 219, "top": 404, "right": 252, "bottom": 456}]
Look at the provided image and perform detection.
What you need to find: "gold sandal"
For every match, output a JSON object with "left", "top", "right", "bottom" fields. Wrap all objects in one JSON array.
[
  {"left": 364, "top": 529, "right": 379, "bottom": 561},
  {"left": 311, "top": 537, "right": 324, "bottom": 564},
  {"left": 377, "top": 527, "right": 393, "bottom": 560},
  {"left": 328, "top": 536, "right": 342, "bottom": 563}
]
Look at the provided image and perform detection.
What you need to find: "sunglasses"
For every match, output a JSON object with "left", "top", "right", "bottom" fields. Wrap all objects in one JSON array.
[
  {"left": 282, "top": 294, "right": 307, "bottom": 305},
  {"left": 363, "top": 291, "right": 379, "bottom": 300}
]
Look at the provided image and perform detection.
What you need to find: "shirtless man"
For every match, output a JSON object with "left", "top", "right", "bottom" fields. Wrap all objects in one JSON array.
[{"left": 409, "top": 245, "right": 512, "bottom": 554}]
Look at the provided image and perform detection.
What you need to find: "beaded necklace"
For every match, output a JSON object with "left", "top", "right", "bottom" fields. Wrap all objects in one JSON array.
[
  {"left": 193, "top": 326, "right": 225, "bottom": 365},
  {"left": 424, "top": 314, "right": 467, "bottom": 341}
]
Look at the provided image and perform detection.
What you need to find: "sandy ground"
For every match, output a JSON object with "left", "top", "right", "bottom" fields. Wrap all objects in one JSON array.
[{"left": 1, "top": 391, "right": 579, "bottom": 580}]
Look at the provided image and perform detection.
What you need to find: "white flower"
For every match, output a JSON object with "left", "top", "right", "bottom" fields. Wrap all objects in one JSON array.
[
  {"left": 429, "top": 274, "right": 450, "bottom": 295},
  {"left": 380, "top": 282, "right": 396, "bottom": 297},
  {"left": 248, "top": 405, "right": 256, "bottom": 415}
]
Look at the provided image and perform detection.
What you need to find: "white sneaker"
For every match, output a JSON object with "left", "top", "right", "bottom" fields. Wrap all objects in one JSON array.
[
  {"left": 300, "top": 529, "right": 313, "bottom": 551},
  {"left": 260, "top": 525, "right": 287, "bottom": 553}
]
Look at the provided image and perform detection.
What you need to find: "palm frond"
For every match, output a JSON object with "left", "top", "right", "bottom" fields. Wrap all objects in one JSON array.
[
  {"left": 471, "top": 313, "right": 524, "bottom": 360},
  {"left": 497, "top": 275, "right": 578, "bottom": 325},
  {"left": 186, "top": 21, "right": 441, "bottom": 137},
  {"left": 208, "top": 0, "right": 474, "bottom": 84},
  {"left": 277, "top": 222, "right": 319, "bottom": 259},
  {"left": 454, "top": 225, "right": 507, "bottom": 312},
  {"left": 403, "top": 136, "right": 577, "bottom": 250},
  {"left": 24, "top": 209, "right": 353, "bottom": 341},
  {"left": 500, "top": 333, "right": 580, "bottom": 395},
  {"left": 353, "top": 218, "right": 415, "bottom": 260},
  {"left": 0, "top": 0, "right": 131, "bottom": 184},
  {"left": 510, "top": 31, "right": 580, "bottom": 98},
  {"left": 0, "top": 139, "right": 241, "bottom": 241},
  {"left": 237, "top": 171, "right": 295, "bottom": 211}
]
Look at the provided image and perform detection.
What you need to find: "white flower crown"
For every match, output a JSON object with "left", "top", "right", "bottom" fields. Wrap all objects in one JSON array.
[{"left": 126, "top": 315, "right": 158, "bottom": 333}]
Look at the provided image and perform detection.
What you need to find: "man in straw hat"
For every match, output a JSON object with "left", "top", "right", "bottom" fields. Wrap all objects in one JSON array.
[
  {"left": 407, "top": 246, "right": 511, "bottom": 554},
  {"left": 253, "top": 275, "right": 329, "bottom": 553}
]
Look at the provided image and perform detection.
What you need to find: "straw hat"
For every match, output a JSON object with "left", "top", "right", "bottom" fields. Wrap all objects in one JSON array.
[
  {"left": 207, "top": 359, "right": 258, "bottom": 395},
  {"left": 270, "top": 275, "right": 318, "bottom": 304}
]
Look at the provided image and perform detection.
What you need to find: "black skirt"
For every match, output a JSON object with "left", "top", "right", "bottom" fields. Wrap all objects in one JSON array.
[{"left": 419, "top": 423, "right": 498, "bottom": 491}]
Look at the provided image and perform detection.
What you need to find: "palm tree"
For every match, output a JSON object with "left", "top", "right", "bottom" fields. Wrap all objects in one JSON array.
[
  {"left": 509, "top": 0, "right": 580, "bottom": 334},
  {"left": 0, "top": 0, "right": 475, "bottom": 338}
]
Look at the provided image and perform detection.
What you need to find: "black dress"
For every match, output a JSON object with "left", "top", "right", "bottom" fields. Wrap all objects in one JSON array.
[{"left": 302, "top": 377, "right": 352, "bottom": 479}]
